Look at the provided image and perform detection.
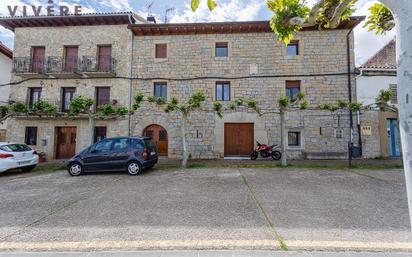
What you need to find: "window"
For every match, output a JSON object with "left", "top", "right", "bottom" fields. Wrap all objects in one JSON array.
[
  {"left": 215, "top": 42, "right": 228, "bottom": 57},
  {"left": 154, "top": 82, "right": 167, "bottom": 99},
  {"left": 287, "top": 40, "right": 299, "bottom": 56},
  {"left": 61, "top": 87, "right": 76, "bottom": 112},
  {"left": 390, "top": 84, "right": 398, "bottom": 104},
  {"left": 28, "top": 87, "right": 42, "bottom": 107},
  {"left": 98, "top": 45, "right": 112, "bottom": 72},
  {"left": 286, "top": 81, "right": 301, "bottom": 101},
  {"left": 155, "top": 44, "right": 167, "bottom": 59},
  {"left": 111, "top": 138, "right": 130, "bottom": 152},
  {"left": 216, "top": 82, "right": 231, "bottom": 101},
  {"left": 25, "top": 127, "right": 37, "bottom": 146},
  {"left": 94, "top": 127, "right": 107, "bottom": 143},
  {"left": 96, "top": 87, "right": 110, "bottom": 107},
  {"left": 288, "top": 131, "right": 301, "bottom": 147},
  {"left": 64, "top": 46, "right": 78, "bottom": 72},
  {"left": 31, "top": 46, "right": 45, "bottom": 73},
  {"left": 91, "top": 139, "right": 112, "bottom": 153}
]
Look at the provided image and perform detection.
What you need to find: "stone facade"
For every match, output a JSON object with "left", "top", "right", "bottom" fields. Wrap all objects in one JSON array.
[
  {"left": 6, "top": 20, "right": 359, "bottom": 160},
  {"left": 132, "top": 30, "right": 357, "bottom": 159},
  {"left": 6, "top": 24, "right": 133, "bottom": 159}
]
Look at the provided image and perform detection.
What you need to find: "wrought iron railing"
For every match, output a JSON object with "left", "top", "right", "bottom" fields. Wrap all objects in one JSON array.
[
  {"left": 46, "top": 56, "right": 80, "bottom": 73},
  {"left": 79, "top": 55, "right": 116, "bottom": 73},
  {"left": 13, "top": 57, "right": 45, "bottom": 74},
  {"left": 13, "top": 56, "right": 117, "bottom": 74}
]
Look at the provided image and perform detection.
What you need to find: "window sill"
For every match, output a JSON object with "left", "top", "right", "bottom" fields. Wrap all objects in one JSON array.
[
  {"left": 215, "top": 57, "right": 229, "bottom": 61},
  {"left": 154, "top": 58, "right": 168, "bottom": 62}
]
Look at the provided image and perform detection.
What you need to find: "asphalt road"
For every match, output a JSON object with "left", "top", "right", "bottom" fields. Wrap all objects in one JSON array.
[{"left": 0, "top": 167, "right": 411, "bottom": 252}]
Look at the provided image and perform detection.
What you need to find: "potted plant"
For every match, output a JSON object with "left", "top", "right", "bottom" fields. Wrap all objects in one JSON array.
[{"left": 37, "top": 151, "right": 46, "bottom": 163}]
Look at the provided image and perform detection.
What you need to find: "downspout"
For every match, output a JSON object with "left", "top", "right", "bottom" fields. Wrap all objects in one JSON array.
[
  {"left": 346, "top": 28, "right": 355, "bottom": 166},
  {"left": 128, "top": 16, "right": 135, "bottom": 137}
]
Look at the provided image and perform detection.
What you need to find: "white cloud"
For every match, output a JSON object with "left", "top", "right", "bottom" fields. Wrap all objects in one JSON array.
[
  {"left": 98, "top": 0, "right": 132, "bottom": 12},
  {"left": 352, "top": 0, "right": 396, "bottom": 65},
  {"left": 170, "top": 0, "right": 264, "bottom": 23}
]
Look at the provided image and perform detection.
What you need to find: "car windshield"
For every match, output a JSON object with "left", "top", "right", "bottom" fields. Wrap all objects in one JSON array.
[{"left": 0, "top": 144, "right": 32, "bottom": 152}]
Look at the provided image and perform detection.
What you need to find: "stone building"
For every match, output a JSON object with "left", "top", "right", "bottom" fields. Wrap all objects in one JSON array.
[
  {"left": 0, "top": 41, "right": 13, "bottom": 141},
  {"left": 0, "top": 13, "right": 146, "bottom": 159},
  {"left": 0, "top": 13, "right": 364, "bottom": 160},
  {"left": 357, "top": 39, "right": 400, "bottom": 158},
  {"left": 129, "top": 19, "right": 363, "bottom": 159}
]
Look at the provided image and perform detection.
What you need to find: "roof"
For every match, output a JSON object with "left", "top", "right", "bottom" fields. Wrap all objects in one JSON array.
[
  {"left": 361, "top": 39, "right": 396, "bottom": 69},
  {"left": 0, "top": 42, "right": 12, "bottom": 59},
  {"left": 0, "top": 12, "right": 147, "bottom": 32},
  {"left": 129, "top": 16, "right": 365, "bottom": 36}
]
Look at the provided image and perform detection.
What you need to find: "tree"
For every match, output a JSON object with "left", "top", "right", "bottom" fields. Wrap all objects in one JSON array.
[{"left": 193, "top": 0, "right": 412, "bottom": 229}]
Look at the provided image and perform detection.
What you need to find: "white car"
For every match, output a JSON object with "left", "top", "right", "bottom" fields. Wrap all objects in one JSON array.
[{"left": 0, "top": 142, "right": 39, "bottom": 173}]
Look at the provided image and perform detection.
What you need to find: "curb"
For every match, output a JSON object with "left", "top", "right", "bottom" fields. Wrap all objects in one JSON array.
[{"left": 0, "top": 240, "right": 411, "bottom": 252}]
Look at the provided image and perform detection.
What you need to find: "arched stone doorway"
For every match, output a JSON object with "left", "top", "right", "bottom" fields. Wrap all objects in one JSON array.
[{"left": 143, "top": 124, "right": 168, "bottom": 156}]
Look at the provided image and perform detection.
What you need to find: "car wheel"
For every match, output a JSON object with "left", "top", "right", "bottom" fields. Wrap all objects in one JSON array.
[
  {"left": 21, "top": 165, "right": 36, "bottom": 172},
  {"left": 127, "top": 161, "right": 142, "bottom": 176},
  {"left": 68, "top": 162, "right": 83, "bottom": 176}
]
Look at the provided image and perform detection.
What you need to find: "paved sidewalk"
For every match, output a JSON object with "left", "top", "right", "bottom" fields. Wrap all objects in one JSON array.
[
  {"left": 0, "top": 251, "right": 411, "bottom": 256},
  {"left": 0, "top": 167, "right": 410, "bottom": 252}
]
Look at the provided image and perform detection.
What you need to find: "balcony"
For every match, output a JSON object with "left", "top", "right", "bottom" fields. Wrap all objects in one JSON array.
[
  {"left": 13, "top": 57, "right": 48, "bottom": 78},
  {"left": 45, "top": 56, "right": 81, "bottom": 78},
  {"left": 13, "top": 56, "right": 117, "bottom": 79},
  {"left": 80, "top": 56, "right": 116, "bottom": 78}
]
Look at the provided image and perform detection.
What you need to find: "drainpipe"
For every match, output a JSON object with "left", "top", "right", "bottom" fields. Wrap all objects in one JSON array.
[
  {"left": 128, "top": 27, "right": 135, "bottom": 136},
  {"left": 346, "top": 28, "right": 355, "bottom": 167}
]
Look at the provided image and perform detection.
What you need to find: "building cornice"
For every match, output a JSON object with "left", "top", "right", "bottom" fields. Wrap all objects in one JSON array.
[{"left": 129, "top": 16, "right": 365, "bottom": 36}]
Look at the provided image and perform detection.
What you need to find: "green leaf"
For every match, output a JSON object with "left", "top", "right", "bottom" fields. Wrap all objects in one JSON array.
[
  {"left": 207, "top": 0, "right": 216, "bottom": 10},
  {"left": 191, "top": 0, "right": 200, "bottom": 11}
]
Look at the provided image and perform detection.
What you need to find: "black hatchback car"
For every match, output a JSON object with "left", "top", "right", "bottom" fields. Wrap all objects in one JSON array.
[{"left": 67, "top": 137, "right": 158, "bottom": 176}]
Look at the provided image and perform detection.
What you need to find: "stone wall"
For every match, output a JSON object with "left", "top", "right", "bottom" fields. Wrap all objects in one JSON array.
[
  {"left": 131, "top": 29, "right": 357, "bottom": 159},
  {"left": 7, "top": 25, "right": 133, "bottom": 159}
]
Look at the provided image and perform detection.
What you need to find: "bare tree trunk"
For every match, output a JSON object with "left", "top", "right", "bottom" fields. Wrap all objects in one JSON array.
[
  {"left": 88, "top": 109, "right": 94, "bottom": 146},
  {"left": 380, "top": 0, "right": 412, "bottom": 230},
  {"left": 280, "top": 109, "right": 287, "bottom": 166},
  {"left": 181, "top": 114, "right": 188, "bottom": 168}
]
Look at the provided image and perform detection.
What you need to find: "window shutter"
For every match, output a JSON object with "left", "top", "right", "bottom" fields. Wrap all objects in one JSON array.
[
  {"left": 155, "top": 44, "right": 167, "bottom": 58},
  {"left": 97, "top": 87, "right": 110, "bottom": 106},
  {"left": 390, "top": 84, "right": 398, "bottom": 104}
]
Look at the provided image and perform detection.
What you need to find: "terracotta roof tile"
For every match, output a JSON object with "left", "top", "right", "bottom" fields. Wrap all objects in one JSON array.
[{"left": 361, "top": 39, "right": 396, "bottom": 69}]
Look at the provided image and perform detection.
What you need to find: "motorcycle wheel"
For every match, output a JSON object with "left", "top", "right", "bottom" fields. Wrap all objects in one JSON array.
[
  {"left": 250, "top": 151, "right": 258, "bottom": 160},
  {"left": 271, "top": 151, "right": 282, "bottom": 160}
]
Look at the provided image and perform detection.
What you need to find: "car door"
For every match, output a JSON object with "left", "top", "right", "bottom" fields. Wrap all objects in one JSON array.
[
  {"left": 82, "top": 139, "right": 114, "bottom": 171},
  {"left": 109, "top": 138, "right": 132, "bottom": 170}
]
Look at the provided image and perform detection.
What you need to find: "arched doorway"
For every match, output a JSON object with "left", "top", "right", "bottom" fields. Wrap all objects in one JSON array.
[{"left": 143, "top": 124, "right": 168, "bottom": 156}]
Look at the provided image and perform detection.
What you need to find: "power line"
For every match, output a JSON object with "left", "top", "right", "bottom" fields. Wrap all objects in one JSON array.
[{"left": 0, "top": 71, "right": 356, "bottom": 87}]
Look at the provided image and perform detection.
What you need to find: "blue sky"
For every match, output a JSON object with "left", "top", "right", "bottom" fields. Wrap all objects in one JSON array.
[{"left": 0, "top": 0, "right": 395, "bottom": 65}]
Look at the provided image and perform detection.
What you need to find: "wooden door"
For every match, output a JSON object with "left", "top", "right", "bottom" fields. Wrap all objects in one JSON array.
[
  {"left": 0, "top": 130, "right": 6, "bottom": 142},
  {"left": 224, "top": 123, "right": 254, "bottom": 156},
  {"left": 98, "top": 46, "right": 112, "bottom": 72},
  {"left": 143, "top": 125, "right": 168, "bottom": 156},
  {"left": 64, "top": 47, "right": 78, "bottom": 72},
  {"left": 32, "top": 47, "right": 45, "bottom": 73},
  {"left": 56, "top": 127, "right": 77, "bottom": 159}
]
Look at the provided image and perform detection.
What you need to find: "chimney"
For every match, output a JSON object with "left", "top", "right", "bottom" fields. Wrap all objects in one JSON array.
[{"left": 147, "top": 15, "right": 156, "bottom": 24}]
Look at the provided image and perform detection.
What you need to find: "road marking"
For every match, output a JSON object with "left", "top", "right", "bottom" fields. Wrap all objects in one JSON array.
[
  {"left": 0, "top": 240, "right": 411, "bottom": 252},
  {"left": 241, "top": 175, "right": 288, "bottom": 250}
]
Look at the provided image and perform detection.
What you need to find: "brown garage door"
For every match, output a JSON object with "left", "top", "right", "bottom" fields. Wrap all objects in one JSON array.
[{"left": 224, "top": 123, "right": 254, "bottom": 156}]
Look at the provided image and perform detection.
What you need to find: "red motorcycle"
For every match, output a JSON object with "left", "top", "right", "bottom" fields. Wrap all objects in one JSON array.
[{"left": 250, "top": 141, "right": 282, "bottom": 160}]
